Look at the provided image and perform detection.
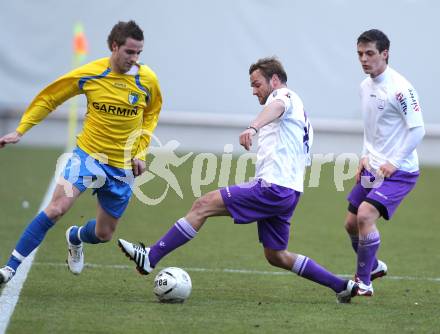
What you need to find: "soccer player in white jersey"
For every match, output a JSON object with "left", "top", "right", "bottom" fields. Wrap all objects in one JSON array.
[
  {"left": 344, "top": 29, "right": 425, "bottom": 296},
  {"left": 119, "top": 57, "right": 359, "bottom": 303}
]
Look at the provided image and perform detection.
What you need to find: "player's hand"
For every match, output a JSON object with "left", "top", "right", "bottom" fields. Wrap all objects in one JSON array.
[
  {"left": 132, "top": 158, "right": 146, "bottom": 177},
  {"left": 0, "top": 131, "right": 22, "bottom": 148},
  {"left": 239, "top": 127, "right": 257, "bottom": 151},
  {"left": 377, "top": 162, "right": 397, "bottom": 178},
  {"left": 355, "top": 157, "right": 370, "bottom": 183}
]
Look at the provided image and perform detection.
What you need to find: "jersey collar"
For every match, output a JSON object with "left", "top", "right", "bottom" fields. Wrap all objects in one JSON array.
[{"left": 372, "top": 66, "right": 389, "bottom": 84}]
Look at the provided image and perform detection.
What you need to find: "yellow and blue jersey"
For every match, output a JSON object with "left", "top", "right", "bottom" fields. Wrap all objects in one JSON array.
[{"left": 16, "top": 57, "right": 162, "bottom": 168}]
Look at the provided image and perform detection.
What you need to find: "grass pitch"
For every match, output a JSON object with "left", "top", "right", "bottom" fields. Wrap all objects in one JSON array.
[{"left": 1, "top": 146, "right": 439, "bottom": 334}]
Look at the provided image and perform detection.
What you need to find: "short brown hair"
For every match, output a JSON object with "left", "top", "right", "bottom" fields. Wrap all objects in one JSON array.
[
  {"left": 249, "top": 57, "right": 287, "bottom": 83},
  {"left": 107, "top": 20, "right": 144, "bottom": 51},
  {"left": 357, "top": 29, "right": 390, "bottom": 63}
]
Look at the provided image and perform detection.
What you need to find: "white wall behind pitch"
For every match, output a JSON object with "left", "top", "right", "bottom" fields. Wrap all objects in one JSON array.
[{"left": 0, "top": 0, "right": 438, "bottom": 123}]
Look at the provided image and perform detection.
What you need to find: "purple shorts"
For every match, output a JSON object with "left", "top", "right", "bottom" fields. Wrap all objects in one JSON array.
[
  {"left": 220, "top": 179, "right": 301, "bottom": 251},
  {"left": 347, "top": 169, "right": 419, "bottom": 220}
]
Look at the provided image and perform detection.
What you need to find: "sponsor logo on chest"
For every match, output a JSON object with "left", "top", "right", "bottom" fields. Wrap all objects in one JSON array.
[{"left": 92, "top": 102, "right": 138, "bottom": 117}]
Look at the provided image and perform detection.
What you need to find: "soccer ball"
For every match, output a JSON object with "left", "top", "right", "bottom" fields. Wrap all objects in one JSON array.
[{"left": 153, "top": 267, "right": 192, "bottom": 303}]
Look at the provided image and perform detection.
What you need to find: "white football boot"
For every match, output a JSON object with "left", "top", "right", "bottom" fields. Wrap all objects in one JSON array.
[
  {"left": 371, "top": 259, "right": 388, "bottom": 281},
  {"left": 336, "top": 279, "right": 359, "bottom": 304},
  {"left": 0, "top": 266, "right": 16, "bottom": 287},
  {"left": 66, "top": 226, "right": 84, "bottom": 275},
  {"left": 355, "top": 277, "right": 374, "bottom": 297},
  {"left": 118, "top": 239, "right": 153, "bottom": 275}
]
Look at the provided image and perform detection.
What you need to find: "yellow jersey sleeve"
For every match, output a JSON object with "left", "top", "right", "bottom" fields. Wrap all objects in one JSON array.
[
  {"left": 15, "top": 66, "right": 88, "bottom": 134},
  {"left": 16, "top": 58, "right": 163, "bottom": 169}
]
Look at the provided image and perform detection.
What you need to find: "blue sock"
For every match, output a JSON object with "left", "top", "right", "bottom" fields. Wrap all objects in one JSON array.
[
  {"left": 74, "top": 219, "right": 106, "bottom": 244},
  {"left": 68, "top": 226, "right": 82, "bottom": 245},
  {"left": 7, "top": 211, "right": 55, "bottom": 271},
  {"left": 6, "top": 256, "right": 21, "bottom": 272}
]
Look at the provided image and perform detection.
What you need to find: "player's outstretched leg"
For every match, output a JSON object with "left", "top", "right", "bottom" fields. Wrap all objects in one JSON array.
[
  {"left": 290, "top": 254, "right": 359, "bottom": 303},
  {"left": 118, "top": 217, "right": 197, "bottom": 275}
]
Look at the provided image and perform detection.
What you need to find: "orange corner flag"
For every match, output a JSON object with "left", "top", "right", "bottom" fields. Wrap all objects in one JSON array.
[{"left": 73, "top": 22, "right": 88, "bottom": 63}]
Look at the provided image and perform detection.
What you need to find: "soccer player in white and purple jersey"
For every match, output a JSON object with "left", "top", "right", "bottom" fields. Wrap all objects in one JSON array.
[
  {"left": 344, "top": 29, "right": 425, "bottom": 296},
  {"left": 119, "top": 57, "right": 359, "bottom": 303}
]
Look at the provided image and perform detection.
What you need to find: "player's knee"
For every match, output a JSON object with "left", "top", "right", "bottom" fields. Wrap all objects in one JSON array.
[
  {"left": 266, "top": 256, "right": 280, "bottom": 267},
  {"left": 356, "top": 208, "right": 376, "bottom": 227},
  {"left": 190, "top": 193, "right": 214, "bottom": 219},
  {"left": 264, "top": 252, "right": 276, "bottom": 266},
  {"left": 45, "top": 203, "right": 68, "bottom": 221},
  {"left": 264, "top": 249, "right": 283, "bottom": 268}
]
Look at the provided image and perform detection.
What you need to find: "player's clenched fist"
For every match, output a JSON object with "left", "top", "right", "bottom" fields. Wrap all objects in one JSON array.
[{"left": 239, "top": 127, "right": 257, "bottom": 151}]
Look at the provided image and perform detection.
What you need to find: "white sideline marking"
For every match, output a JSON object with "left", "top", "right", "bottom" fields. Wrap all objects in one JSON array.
[
  {"left": 0, "top": 178, "right": 57, "bottom": 334},
  {"left": 32, "top": 261, "right": 440, "bottom": 282}
]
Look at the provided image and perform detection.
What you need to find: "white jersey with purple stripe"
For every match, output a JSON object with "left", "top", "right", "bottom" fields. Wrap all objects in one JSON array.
[
  {"left": 255, "top": 87, "right": 313, "bottom": 192},
  {"left": 360, "top": 66, "right": 424, "bottom": 172}
]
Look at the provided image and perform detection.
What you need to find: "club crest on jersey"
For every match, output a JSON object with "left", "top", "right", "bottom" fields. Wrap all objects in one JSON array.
[
  {"left": 128, "top": 91, "right": 140, "bottom": 105},
  {"left": 377, "top": 98, "right": 385, "bottom": 110}
]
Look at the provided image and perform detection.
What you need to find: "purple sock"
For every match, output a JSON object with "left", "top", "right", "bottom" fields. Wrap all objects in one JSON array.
[
  {"left": 292, "top": 255, "right": 346, "bottom": 293},
  {"left": 350, "top": 233, "right": 378, "bottom": 272},
  {"left": 356, "top": 231, "right": 380, "bottom": 285},
  {"left": 149, "top": 218, "right": 197, "bottom": 267},
  {"left": 349, "top": 234, "right": 359, "bottom": 252}
]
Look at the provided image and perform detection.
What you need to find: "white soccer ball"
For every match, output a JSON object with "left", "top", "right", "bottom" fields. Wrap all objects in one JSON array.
[{"left": 153, "top": 267, "right": 192, "bottom": 303}]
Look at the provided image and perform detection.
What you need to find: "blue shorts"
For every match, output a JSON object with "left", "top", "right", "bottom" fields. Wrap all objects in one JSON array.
[
  {"left": 63, "top": 147, "right": 133, "bottom": 218},
  {"left": 220, "top": 179, "right": 301, "bottom": 251}
]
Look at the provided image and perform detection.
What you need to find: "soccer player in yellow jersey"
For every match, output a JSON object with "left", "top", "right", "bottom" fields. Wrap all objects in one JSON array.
[{"left": 0, "top": 20, "right": 162, "bottom": 285}]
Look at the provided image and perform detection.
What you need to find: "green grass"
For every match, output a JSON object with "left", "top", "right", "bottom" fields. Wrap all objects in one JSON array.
[{"left": 1, "top": 146, "right": 439, "bottom": 333}]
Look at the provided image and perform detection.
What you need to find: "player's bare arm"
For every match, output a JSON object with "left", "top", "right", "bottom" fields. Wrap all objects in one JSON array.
[{"left": 239, "top": 100, "right": 285, "bottom": 151}]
